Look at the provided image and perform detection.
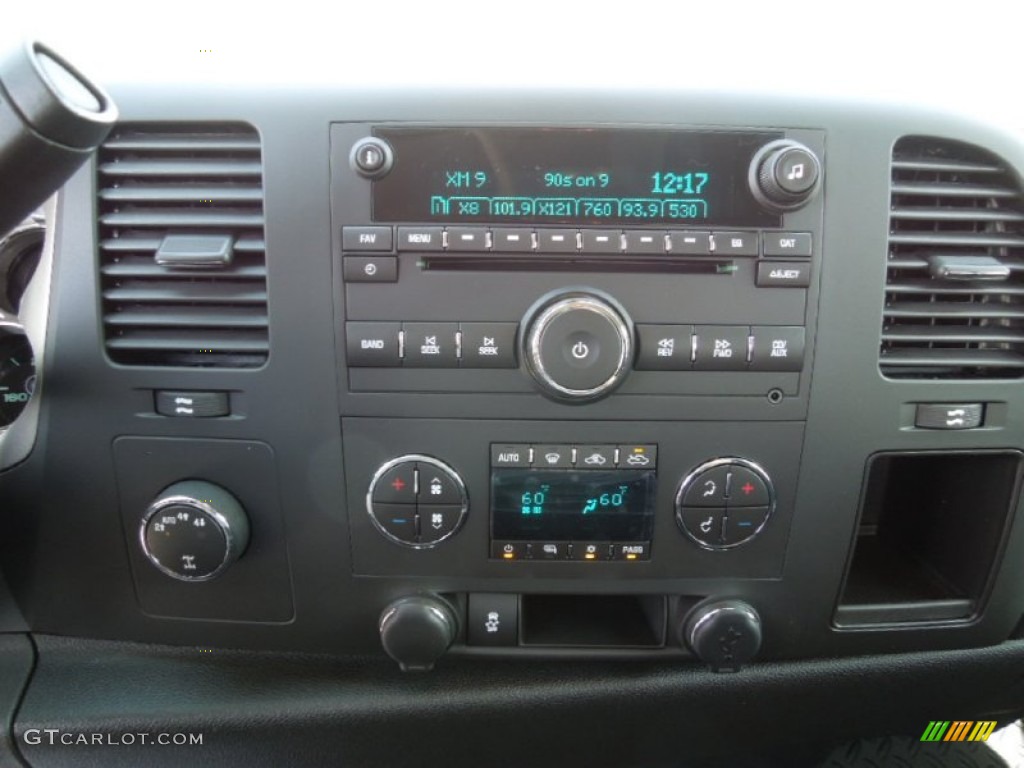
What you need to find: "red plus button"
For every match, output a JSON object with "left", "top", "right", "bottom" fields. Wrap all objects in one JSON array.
[
  {"left": 374, "top": 462, "right": 418, "bottom": 504},
  {"left": 728, "top": 467, "right": 769, "bottom": 507}
]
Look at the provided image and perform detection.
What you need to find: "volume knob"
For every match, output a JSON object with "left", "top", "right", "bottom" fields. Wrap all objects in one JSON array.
[
  {"left": 522, "top": 290, "right": 633, "bottom": 403},
  {"left": 750, "top": 140, "right": 821, "bottom": 212}
]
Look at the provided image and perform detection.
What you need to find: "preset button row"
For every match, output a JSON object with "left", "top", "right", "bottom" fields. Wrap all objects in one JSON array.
[{"left": 342, "top": 226, "right": 812, "bottom": 257}]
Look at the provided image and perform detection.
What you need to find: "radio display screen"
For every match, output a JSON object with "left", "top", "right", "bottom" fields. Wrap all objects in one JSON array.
[
  {"left": 491, "top": 468, "right": 656, "bottom": 542},
  {"left": 371, "top": 127, "right": 782, "bottom": 227}
]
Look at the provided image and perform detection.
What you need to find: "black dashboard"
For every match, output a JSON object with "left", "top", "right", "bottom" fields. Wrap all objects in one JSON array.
[{"left": 2, "top": 67, "right": 1024, "bottom": 766}]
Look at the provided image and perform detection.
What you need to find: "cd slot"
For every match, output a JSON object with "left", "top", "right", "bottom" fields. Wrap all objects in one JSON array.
[{"left": 419, "top": 255, "right": 737, "bottom": 274}]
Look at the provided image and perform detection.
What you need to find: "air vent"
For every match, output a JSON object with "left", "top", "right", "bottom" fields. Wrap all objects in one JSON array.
[
  {"left": 97, "top": 123, "right": 268, "bottom": 368},
  {"left": 881, "top": 136, "right": 1024, "bottom": 379}
]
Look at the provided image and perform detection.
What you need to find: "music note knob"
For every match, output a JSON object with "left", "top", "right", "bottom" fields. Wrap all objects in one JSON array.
[{"left": 750, "top": 140, "right": 821, "bottom": 211}]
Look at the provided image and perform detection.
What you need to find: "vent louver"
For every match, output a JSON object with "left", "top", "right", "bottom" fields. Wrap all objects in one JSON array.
[
  {"left": 97, "top": 123, "right": 268, "bottom": 368},
  {"left": 880, "top": 136, "right": 1024, "bottom": 379}
]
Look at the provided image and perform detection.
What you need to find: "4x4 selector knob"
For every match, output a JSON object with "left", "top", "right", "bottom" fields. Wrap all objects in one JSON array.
[
  {"left": 522, "top": 290, "right": 633, "bottom": 403},
  {"left": 749, "top": 140, "right": 821, "bottom": 212},
  {"left": 140, "top": 480, "right": 250, "bottom": 581}
]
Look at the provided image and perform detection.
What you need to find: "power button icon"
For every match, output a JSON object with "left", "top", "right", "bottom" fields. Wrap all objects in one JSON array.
[{"left": 523, "top": 292, "right": 633, "bottom": 402}]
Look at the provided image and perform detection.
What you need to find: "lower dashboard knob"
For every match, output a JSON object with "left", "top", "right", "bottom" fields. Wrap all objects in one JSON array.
[
  {"left": 140, "top": 480, "right": 250, "bottom": 581},
  {"left": 682, "top": 599, "right": 762, "bottom": 673},
  {"left": 522, "top": 290, "right": 633, "bottom": 402},
  {"left": 379, "top": 595, "right": 458, "bottom": 672}
]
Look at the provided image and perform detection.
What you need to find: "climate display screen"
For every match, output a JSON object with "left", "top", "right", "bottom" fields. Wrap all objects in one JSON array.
[
  {"left": 491, "top": 469, "right": 656, "bottom": 542},
  {"left": 372, "top": 126, "right": 781, "bottom": 227}
]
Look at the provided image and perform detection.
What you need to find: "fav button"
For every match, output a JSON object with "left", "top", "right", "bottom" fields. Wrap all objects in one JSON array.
[{"left": 341, "top": 225, "right": 393, "bottom": 252}]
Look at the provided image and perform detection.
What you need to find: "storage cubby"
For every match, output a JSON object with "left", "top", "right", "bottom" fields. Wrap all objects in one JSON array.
[{"left": 835, "top": 451, "right": 1022, "bottom": 626}]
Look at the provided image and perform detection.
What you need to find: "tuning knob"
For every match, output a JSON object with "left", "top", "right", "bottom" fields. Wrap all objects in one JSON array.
[
  {"left": 379, "top": 596, "right": 458, "bottom": 672},
  {"left": 682, "top": 599, "right": 762, "bottom": 672},
  {"left": 140, "top": 480, "right": 250, "bottom": 581},
  {"left": 522, "top": 290, "right": 633, "bottom": 403},
  {"left": 750, "top": 140, "right": 821, "bottom": 212}
]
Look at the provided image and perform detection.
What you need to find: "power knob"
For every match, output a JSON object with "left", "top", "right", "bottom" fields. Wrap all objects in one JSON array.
[
  {"left": 379, "top": 596, "right": 458, "bottom": 672},
  {"left": 522, "top": 290, "right": 633, "bottom": 403},
  {"left": 140, "top": 480, "right": 250, "bottom": 581},
  {"left": 749, "top": 140, "right": 821, "bottom": 212},
  {"left": 681, "top": 598, "right": 762, "bottom": 673}
]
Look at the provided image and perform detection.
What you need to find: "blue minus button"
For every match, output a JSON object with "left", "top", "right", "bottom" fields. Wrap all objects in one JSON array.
[{"left": 723, "top": 507, "right": 769, "bottom": 546}]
